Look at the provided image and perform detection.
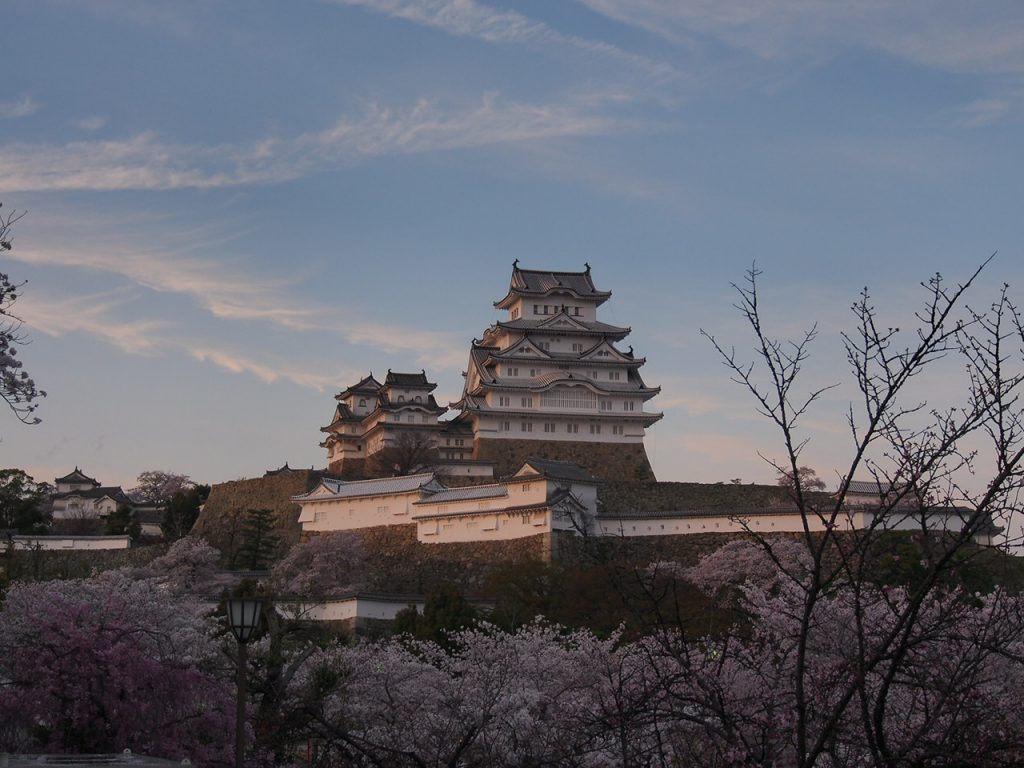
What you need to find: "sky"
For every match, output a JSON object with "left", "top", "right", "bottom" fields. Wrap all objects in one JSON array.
[{"left": 2, "top": 1, "right": 1024, "bottom": 517}]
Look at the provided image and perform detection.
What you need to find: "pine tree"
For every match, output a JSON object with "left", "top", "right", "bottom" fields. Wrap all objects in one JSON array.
[{"left": 237, "top": 508, "right": 279, "bottom": 570}]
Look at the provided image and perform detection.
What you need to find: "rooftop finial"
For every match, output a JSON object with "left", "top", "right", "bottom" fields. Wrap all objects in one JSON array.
[
  {"left": 584, "top": 262, "right": 591, "bottom": 273},
  {"left": 512, "top": 258, "right": 519, "bottom": 269}
]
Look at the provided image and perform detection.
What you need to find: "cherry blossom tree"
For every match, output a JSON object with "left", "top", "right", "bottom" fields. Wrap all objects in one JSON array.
[
  {"left": 0, "top": 203, "right": 45, "bottom": 429},
  {"left": 271, "top": 531, "right": 366, "bottom": 597},
  {"left": 0, "top": 572, "right": 234, "bottom": 764},
  {"left": 698, "top": 260, "right": 1024, "bottom": 767}
]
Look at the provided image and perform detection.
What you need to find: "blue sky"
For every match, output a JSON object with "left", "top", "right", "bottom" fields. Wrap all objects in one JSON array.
[{"left": 3, "top": 0, "right": 1023, "bottom": 501}]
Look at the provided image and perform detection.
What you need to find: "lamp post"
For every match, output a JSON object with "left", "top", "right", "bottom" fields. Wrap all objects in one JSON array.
[{"left": 226, "top": 595, "right": 263, "bottom": 768}]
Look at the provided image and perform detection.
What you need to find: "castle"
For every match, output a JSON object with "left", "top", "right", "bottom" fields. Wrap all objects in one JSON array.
[{"left": 320, "top": 263, "right": 663, "bottom": 482}]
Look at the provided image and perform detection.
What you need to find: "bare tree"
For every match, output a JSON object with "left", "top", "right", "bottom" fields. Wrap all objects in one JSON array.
[
  {"left": 128, "top": 470, "right": 195, "bottom": 503},
  {"left": 776, "top": 465, "right": 826, "bottom": 491},
  {"left": 699, "top": 259, "right": 1024, "bottom": 767},
  {"left": 0, "top": 204, "right": 45, "bottom": 428},
  {"left": 367, "top": 430, "right": 439, "bottom": 477}
]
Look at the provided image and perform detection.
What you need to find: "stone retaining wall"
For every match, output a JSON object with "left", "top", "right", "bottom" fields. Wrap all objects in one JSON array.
[
  {"left": 193, "top": 471, "right": 328, "bottom": 562},
  {"left": 474, "top": 438, "right": 655, "bottom": 481}
]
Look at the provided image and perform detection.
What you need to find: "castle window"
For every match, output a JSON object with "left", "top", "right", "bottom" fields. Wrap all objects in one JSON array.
[
  {"left": 566, "top": 423, "right": 578, "bottom": 434},
  {"left": 398, "top": 395, "right": 405, "bottom": 402},
  {"left": 415, "top": 395, "right": 422, "bottom": 402},
  {"left": 359, "top": 399, "right": 366, "bottom": 407},
  {"left": 544, "top": 422, "right": 556, "bottom": 433},
  {"left": 521, "top": 396, "right": 533, "bottom": 408},
  {"left": 610, "top": 371, "right": 621, "bottom": 381},
  {"left": 502, "top": 421, "right": 511, "bottom": 432},
  {"left": 499, "top": 396, "right": 510, "bottom": 407},
  {"left": 572, "top": 343, "right": 583, "bottom": 352},
  {"left": 623, "top": 400, "right": 635, "bottom": 411},
  {"left": 521, "top": 421, "right": 533, "bottom": 432},
  {"left": 612, "top": 425, "right": 624, "bottom": 435},
  {"left": 511, "top": 308, "right": 520, "bottom": 319},
  {"left": 574, "top": 307, "right": 581, "bottom": 316},
  {"left": 533, "top": 304, "right": 539, "bottom": 314},
  {"left": 407, "top": 415, "right": 415, "bottom": 423},
  {"left": 600, "top": 399, "right": 612, "bottom": 411},
  {"left": 590, "top": 424, "right": 601, "bottom": 435},
  {"left": 456, "top": 439, "right": 464, "bottom": 446},
  {"left": 505, "top": 367, "right": 519, "bottom": 377}
]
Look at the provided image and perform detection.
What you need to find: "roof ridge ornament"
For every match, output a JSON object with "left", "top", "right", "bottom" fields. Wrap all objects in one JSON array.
[{"left": 584, "top": 262, "right": 591, "bottom": 274}]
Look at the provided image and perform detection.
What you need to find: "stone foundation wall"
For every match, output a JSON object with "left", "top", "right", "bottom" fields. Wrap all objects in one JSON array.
[
  {"left": 304, "top": 524, "right": 549, "bottom": 593},
  {"left": 473, "top": 438, "right": 656, "bottom": 481},
  {"left": 193, "top": 471, "right": 329, "bottom": 562},
  {"left": 327, "top": 457, "right": 369, "bottom": 479}
]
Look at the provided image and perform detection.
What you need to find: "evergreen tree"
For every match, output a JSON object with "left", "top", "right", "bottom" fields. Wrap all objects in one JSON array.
[
  {"left": 237, "top": 508, "right": 279, "bottom": 570},
  {"left": 104, "top": 503, "right": 140, "bottom": 541},
  {"left": 0, "top": 468, "right": 50, "bottom": 534},
  {"left": 161, "top": 484, "right": 209, "bottom": 541}
]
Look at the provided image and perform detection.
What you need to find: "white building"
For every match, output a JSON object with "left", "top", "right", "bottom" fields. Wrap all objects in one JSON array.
[
  {"left": 295, "top": 458, "right": 598, "bottom": 545},
  {"left": 450, "top": 262, "right": 662, "bottom": 479},
  {"left": 50, "top": 468, "right": 131, "bottom": 521},
  {"left": 321, "top": 370, "right": 449, "bottom": 477}
]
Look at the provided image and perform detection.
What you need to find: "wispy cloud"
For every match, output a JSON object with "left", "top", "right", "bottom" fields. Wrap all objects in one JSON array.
[
  {"left": 11, "top": 241, "right": 322, "bottom": 330},
  {"left": 75, "top": 115, "right": 108, "bottom": 131},
  {"left": 956, "top": 97, "right": 1012, "bottom": 128},
  {"left": 17, "top": 289, "right": 168, "bottom": 355},
  {"left": 11, "top": 223, "right": 468, "bottom": 387},
  {"left": 333, "top": 0, "right": 680, "bottom": 80},
  {"left": 187, "top": 346, "right": 356, "bottom": 391},
  {"left": 0, "top": 96, "right": 39, "bottom": 120},
  {"left": 0, "top": 93, "right": 626, "bottom": 193},
  {"left": 19, "top": 287, "right": 364, "bottom": 392},
  {"left": 575, "top": 1, "right": 1024, "bottom": 76}
]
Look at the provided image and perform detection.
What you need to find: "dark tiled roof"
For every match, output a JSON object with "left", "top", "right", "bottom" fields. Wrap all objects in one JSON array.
[
  {"left": 518, "top": 458, "right": 597, "bottom": 484},
  {"left": 55, "top": 467, "right": 99, "bottom": 486},
  {"left": 495, "top": 318, "right": 630, "bottom": 336},
  {"left": 132, "top": 508, "right": 165, "bottom": 525},
  {"left": 265, "top": 463, "right": 298, "bottom": 476},
  {"left": 53, "top": 486, "right": 131, "bottom": 504},
  {"left": 378, "top": 393, "right": 445, "bottom": 412},
  {"left": 495, "top": 263, "right": 611, "bottom": 308},
  {"left": 385, "top": 369, "right": 434, "bottom": 388},
  {"left": 335, "top": 374, "right": 383, "bottom": 399},
  {"left": 845, "top": 479, "right": 908, "bottom": 495}
]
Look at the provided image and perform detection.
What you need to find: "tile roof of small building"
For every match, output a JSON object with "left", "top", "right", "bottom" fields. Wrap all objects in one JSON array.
[
  {"left": 52, "top": 486, "right": 130, "bottom": 503},
  {"left": 413, "top": 484, "right": 509, "bottom": 505},
  {"left": 295, "top": 473, "right": 437, "bottom": 501},
  {"left": 845, "top": 479, "right": 908, "bottom": 495},
  {"left": 518, "top": 458, "right": 597, "bottom": 484},
  {"left": 55, "top": 467, "right": 99, "bottom": 486}
]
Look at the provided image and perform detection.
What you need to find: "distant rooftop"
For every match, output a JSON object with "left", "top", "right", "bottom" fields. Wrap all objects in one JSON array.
[{"left": 494, "top": 262, "right": 612, "bottom": 308}]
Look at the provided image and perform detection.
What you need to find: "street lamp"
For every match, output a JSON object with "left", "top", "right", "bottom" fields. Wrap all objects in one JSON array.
[{"left": 226, "top": 595, "right": 263, "bottom": 768}]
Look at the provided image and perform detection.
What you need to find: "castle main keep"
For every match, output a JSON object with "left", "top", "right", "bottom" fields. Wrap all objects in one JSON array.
[{"left": 321, "top": 263, "right": 662, "bottom": 482}]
